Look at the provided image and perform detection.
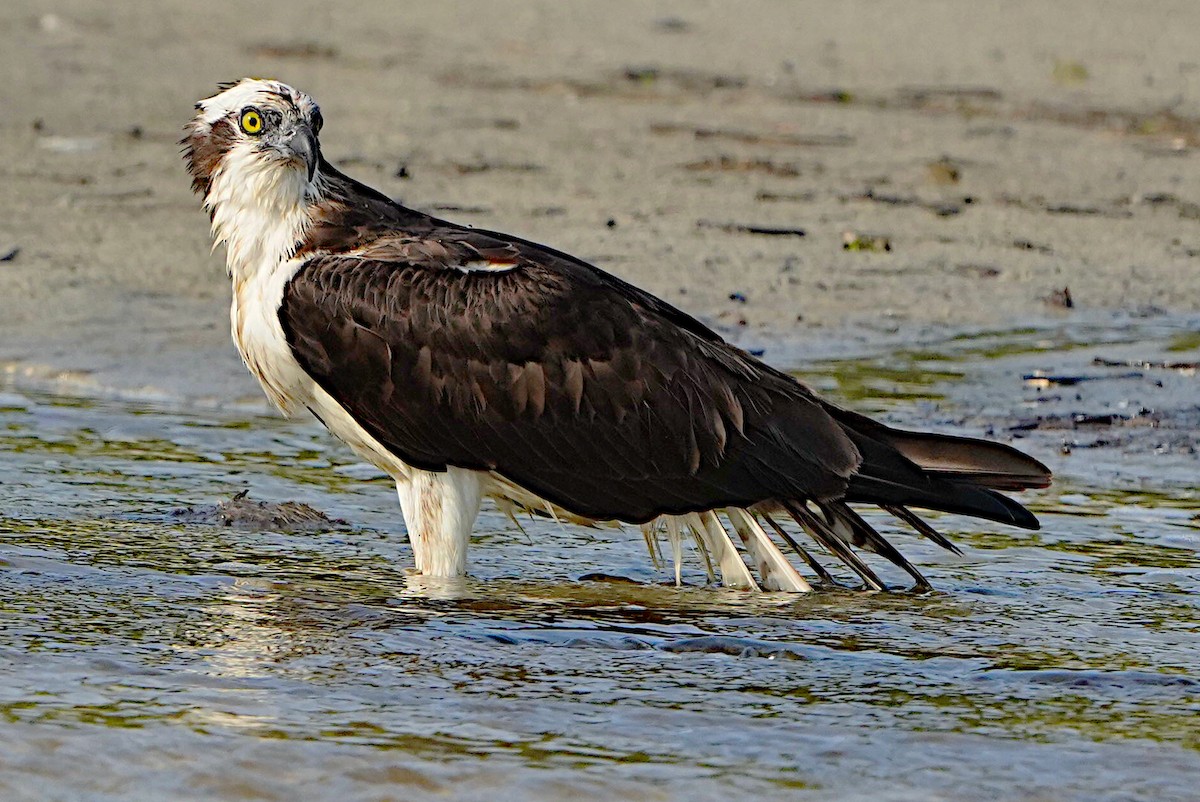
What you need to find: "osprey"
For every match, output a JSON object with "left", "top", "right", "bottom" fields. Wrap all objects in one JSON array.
[{"left": 183, "top": 79, "right": 1050, "bottom": 591}]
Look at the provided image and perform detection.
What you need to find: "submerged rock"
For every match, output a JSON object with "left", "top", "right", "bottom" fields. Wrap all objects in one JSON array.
[{"left": 171, "top": 490, "right": 346, "bottom": 532}]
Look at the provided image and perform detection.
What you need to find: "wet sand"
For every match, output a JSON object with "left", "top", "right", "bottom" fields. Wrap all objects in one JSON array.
[{"left": 2, "top": 0, "right": 1199, "bottom": 403}]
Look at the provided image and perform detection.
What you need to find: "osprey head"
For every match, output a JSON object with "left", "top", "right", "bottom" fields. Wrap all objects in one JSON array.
[{"left": 183, "top": 78, "right": 323, "bottom": 197}]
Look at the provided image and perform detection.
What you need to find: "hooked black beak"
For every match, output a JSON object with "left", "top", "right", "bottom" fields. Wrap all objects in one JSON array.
[{"left": 286, "top": 125, "right": 319, "bottom": 182}]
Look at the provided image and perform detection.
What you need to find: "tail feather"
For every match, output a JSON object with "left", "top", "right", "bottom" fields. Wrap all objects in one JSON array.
[
  {"left": 740, "top": 402, "right": 1054, "bottom": 590},
  {"left": 881, "top": 504, "right": 962, "bottom": 555},
  {"left": 820, "top": 402, "right": 1048, "bottom": 531},
  {"left": 641, "top": 405, "right": 1051, "bottom": 592},
  {"left": 762, "top": 513, "right": 838, "bottom": 585},
  {"left": 846, "top": 473, "right": 1041, "bottom": 530},
  {"left": 880, "top": 431, "right": 1050, "bottom": 491},
  {"left": 822, "top": 403, "right": 1052, "bottom": 491},
  {"left": 820, "top": 502, "right": 932, "bottom": 591},
  {"left": 784, "top": 500, "right": 886, "bottom": 591}
]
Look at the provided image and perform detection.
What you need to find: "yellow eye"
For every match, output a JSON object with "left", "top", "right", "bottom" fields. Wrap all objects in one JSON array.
[{"left": 240, "top": 109, "right": 263, "bottom": 135}]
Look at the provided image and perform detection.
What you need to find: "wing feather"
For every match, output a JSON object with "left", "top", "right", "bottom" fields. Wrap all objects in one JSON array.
[
  {"left": 279, "top": 234, "right": 860, "bottom": 523},
  {"left": 275, "top": 162, "right": 1050, "bottom": 583}
]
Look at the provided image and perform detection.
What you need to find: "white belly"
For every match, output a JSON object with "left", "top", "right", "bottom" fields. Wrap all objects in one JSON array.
[{"left": 231, "top": 257, "right": 415, "bottom": 482}]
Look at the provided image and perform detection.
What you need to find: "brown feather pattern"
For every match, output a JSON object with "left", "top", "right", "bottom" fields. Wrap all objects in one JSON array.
[
  {"left": 280, "top": 162, "right": 1051, "bottom": 545},
  {"left": 181, "top": 118, "right": 237, "bottom": 197}
]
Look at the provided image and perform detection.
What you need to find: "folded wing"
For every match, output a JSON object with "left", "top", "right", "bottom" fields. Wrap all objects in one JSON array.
[{"left": 279, "top": 228, "right": 863, "bottom": 524}]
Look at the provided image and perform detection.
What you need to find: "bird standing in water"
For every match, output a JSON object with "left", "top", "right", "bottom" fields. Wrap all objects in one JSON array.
[{"left": 183, "top": 79, "right": 1050, "bottom": 591}]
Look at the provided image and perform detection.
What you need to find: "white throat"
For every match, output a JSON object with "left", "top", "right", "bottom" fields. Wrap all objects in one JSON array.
[
  {"left": 204, "top": 144, "right": 319, "bottom": 285},
  {"left": 203, "top": 144, "right": 323, "bottom": 417}
]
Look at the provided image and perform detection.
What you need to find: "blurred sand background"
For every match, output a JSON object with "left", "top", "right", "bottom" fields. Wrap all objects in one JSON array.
[{"left": 1, "top": 0, "right": 1198, "bottom": 405}]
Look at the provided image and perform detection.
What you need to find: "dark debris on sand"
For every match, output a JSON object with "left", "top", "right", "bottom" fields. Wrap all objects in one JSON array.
[{"left": 1002, "top": 347, "right": 1200, "bottom": 455}]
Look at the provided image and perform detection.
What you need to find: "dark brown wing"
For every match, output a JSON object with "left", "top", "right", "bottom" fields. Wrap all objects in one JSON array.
[{"left": 279, "top": 229, "right": 861, "bottom": 524}]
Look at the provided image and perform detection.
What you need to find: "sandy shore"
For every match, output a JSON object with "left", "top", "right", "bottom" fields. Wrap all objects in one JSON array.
[{"left": 2, "top": 0, "right": 1198, "bottom": 404}]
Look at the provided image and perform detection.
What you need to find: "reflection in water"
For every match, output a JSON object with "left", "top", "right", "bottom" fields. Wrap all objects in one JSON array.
[{"left": 0, "top": 320, "right": 1198, "bottom": 800}]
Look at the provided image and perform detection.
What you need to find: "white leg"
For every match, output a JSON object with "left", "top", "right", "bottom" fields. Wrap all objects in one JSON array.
[
  {"left": 726, "top": 509, "right": 812, "bottom": 592},
  {"left": 684, "top": 512, "right": 759, "bottom": 591},
  {"left": 395, "top": 467, "right": 483, "bottom": 577}
]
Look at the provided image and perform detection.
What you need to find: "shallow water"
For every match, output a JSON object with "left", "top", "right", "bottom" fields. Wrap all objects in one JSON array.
[{"left": 2, "top": 318, "right": 1198, "bottom": 801}]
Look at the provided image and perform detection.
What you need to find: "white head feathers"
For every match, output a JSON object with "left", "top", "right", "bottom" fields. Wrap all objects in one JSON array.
[{"left": 183, "top": 79, "right": 326, "bottom": 280}]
